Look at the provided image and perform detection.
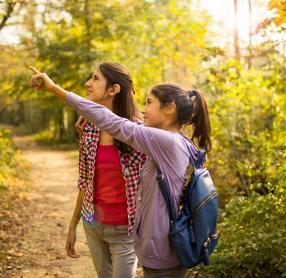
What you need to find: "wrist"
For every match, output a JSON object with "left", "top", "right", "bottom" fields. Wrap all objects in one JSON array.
[
  {"left": 50, "top": 84, "right": 69, "bottom": 100},
  {"left": 69, "top": 226, "right": 77, "bottom": 232},
  {"left": 69, "top": 222, "right": 78, "bottom": 231},
  {"left": 49, "top": 83, "right": 60, "bottom": 93}
]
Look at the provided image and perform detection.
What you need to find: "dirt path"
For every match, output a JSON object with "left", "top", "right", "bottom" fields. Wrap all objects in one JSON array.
[
  {"left": 4, "top": 129, "right": 145, "bottom": 278},
  {"left": 12, "top": 135, "right": 96, "bottom": 278}
]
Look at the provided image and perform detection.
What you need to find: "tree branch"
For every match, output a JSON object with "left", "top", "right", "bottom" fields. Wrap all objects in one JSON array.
[{"left": 0, "top": 1, "right": 17, "bottom": 31}]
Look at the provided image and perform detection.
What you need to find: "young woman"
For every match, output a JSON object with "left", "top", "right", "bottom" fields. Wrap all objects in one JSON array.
[
  {"left": 29, "top": 66, "right": 212, "bottom": 278},
  {"left": 53, "top": 63, "right": 146, "bottom": 278}
]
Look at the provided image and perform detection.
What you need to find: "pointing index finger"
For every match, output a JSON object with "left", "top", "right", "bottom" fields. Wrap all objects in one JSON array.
[{"left": 28, "top": 66, "right": 41, "bottom": 74}]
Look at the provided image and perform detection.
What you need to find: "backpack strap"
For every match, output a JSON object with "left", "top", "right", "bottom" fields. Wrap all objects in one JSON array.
[
  {"left": 180, "top": 133, "right": 206, "bottom": 169},
  {"left": 196, "top": 150, "right": 206, "bottom": 168},
  {"left": 156, "top": 167, "right": 177, "bottom": 223}
]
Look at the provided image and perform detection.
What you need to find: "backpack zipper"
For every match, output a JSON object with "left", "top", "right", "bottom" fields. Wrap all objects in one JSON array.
[
  {"left": 209, "top": 232, "right": 219, "bottom": 239},
  {"left": 191, "top": 191, "right": 218, "bottom": 219}
]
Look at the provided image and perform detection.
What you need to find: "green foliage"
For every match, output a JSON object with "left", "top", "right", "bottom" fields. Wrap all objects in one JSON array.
[
  {"left": 201, "top": 58, "right": 286, "bottom": 203},
  {"left": 0, "top": 128, "right": 17, "bottom": 185},
  {"left": 197, "top": 191, "right": 286, "bottom": 277},
  {"left": 194, "top": 52, "right": 286, "bottom": 276}
]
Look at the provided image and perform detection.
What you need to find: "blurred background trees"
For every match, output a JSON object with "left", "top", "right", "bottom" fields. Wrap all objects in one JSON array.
[{"left": 0, "top": 0, "right": 285, "bottom": 276}]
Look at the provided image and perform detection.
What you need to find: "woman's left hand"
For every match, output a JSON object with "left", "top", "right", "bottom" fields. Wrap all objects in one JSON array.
[{"left": 75, "top": 116, "right": 87, "bottom": 134}]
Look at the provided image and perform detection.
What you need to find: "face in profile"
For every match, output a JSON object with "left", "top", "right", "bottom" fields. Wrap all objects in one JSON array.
[
  {"left": 85, "top": 68, "right": 109, "bottom": 103},
  {"left": 143, "top": 93, "right": 166, "bottom": 128}
]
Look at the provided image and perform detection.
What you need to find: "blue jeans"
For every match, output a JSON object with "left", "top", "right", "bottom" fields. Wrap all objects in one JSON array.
[{"left": 83, "top": 220, "right": 137, "bottom": 278}]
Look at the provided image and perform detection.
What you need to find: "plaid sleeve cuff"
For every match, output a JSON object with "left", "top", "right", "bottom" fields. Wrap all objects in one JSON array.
[{"left": 78, "top": 178, "right": 87, "bottom": 191}]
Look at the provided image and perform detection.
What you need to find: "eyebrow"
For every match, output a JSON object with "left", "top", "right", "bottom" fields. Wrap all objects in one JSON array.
[
  {"left": 92, "top": 73, "right": 100, "bottom": 79},
  {"left": 86, "top": 73, "right": 93, "bottom": 81}
]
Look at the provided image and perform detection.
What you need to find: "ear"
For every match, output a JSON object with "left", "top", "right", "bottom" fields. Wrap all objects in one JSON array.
[
  {"left": 110, "top": 84, "right": 121, "bottom": 96},
  {"left": 165, "top": 101, "right": 176, "bottom": 115}
]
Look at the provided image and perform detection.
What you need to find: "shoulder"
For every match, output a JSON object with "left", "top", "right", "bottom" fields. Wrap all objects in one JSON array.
[
  {"left": 177, "top": 133, "right": 202, "bottom": 162},
  {"left": 173, "top": 133, "right": 194, "bottom": 151}
]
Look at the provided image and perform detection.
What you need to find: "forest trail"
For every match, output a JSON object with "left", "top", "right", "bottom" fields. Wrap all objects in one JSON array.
[
  {"left": 11, "top": 132, "right": 96, "bottom": 278},
  {"left": 5, "top": 128, "right": 145, "bottom": 278}
]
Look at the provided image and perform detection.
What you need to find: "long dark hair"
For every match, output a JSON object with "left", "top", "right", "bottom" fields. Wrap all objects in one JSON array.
[
  {"left": 99, "top": 62, "right": 137, "bottom": 153},
  {"left": 151, "top": 83, "right": 212, "bottom": 152}
]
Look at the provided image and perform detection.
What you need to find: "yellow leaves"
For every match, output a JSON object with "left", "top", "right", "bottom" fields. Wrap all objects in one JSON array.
[
  {"left": 268, "top": 0, "right": 286, "bottom": 26},
  {"left": 3, "top": 82, "right": 13, "bottom": 93}
]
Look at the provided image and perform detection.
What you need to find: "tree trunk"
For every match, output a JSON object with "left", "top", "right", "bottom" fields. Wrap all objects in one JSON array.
[
  {"left": 248, "top": 0, "right": 253, "bottom": 69},
  {"left": 55, "top": 105, "right": 65, "bottom": 141},
  {"left": 84, "top": 0, "right": 92, "bottom": 66},
  {"left": 233, "top": 0, "right": 240, "bottom": 60}
]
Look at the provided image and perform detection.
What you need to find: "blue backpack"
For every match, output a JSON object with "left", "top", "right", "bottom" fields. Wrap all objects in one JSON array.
[{"left": 156, "top": 141, "right": 219, "bottom": 268}]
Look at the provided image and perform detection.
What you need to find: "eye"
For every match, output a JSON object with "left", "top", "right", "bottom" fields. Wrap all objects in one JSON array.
[{"left": 86, "top": 73, "right": 93, "bottom": 82}]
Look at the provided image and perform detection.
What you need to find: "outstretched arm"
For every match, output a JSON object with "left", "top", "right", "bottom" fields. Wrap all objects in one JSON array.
[{"left": 29, "top": 67, "right": 177, "bottom": 164}]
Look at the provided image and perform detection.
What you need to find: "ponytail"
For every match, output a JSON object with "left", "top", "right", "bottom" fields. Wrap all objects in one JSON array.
[{"left": 188, "top": 90, "right": 212, "bottom": 152}]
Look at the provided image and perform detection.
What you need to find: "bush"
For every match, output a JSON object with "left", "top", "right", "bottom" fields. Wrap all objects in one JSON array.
[
  {"left": 0, "top": 128, "right": 18, "bottom": 185},
  {"left": 197, "top": 190, "right": 286, "bottom": 277}
]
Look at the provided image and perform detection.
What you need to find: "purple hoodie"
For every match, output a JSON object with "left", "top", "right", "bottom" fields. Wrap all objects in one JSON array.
[{"left": 66, "top": 92, "right": 199, "bottom": 269}]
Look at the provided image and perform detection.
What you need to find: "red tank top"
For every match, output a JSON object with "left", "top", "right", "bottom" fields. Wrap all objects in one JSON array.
[{"left": 93, "top": 144, "right": 128, "bottom": 225}]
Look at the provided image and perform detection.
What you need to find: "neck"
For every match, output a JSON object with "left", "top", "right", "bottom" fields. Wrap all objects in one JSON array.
[
  {"left": 97, "top": 98, "right": 114, "bottom": 112},
  {"left": 160, "top": 122, "right": 180, "bottom": 133},
  {"left": 105, "top": 102, "right": 113, "bottom": 111},
  {"left": 97, "top": 99, "right": 115, "bottom": 144}
]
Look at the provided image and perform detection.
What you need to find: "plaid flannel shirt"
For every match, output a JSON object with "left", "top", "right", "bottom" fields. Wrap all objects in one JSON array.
[{"left": 78, "top": 121, "right": 146, "bottom": 235}]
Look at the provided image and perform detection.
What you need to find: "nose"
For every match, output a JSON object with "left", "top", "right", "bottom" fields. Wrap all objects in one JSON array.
[
  {"left": 142, "top": 106, "right": 147, "bottom": 114},
  {"left": 85, "top": 79, "right": 91, "bottom": 87}
]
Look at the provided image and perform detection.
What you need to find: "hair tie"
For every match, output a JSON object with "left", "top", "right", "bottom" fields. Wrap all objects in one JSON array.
[{"left": 188, "top": 90, "right": 196, "bottom": 98}]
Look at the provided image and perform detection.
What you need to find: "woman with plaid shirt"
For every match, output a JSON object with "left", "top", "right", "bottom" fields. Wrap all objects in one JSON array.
[{"left": 59, "top": 63, "right": 146, "bottom": 278}]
